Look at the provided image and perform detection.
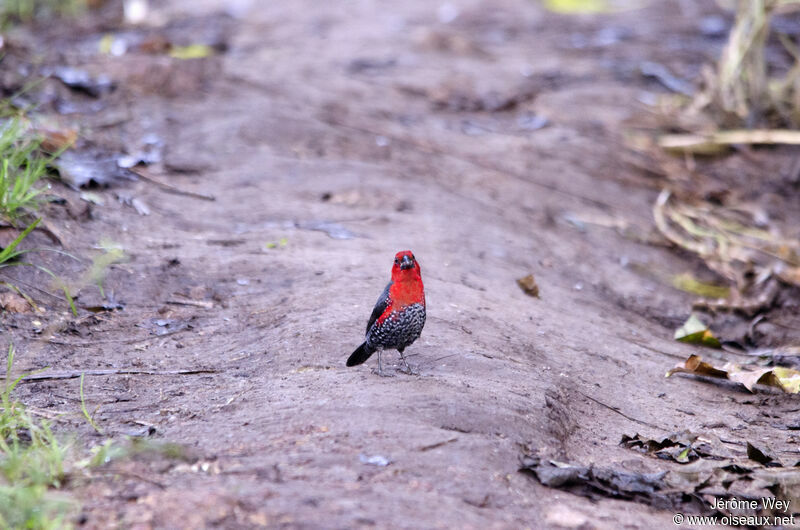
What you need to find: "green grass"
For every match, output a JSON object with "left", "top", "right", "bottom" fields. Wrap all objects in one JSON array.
[
  {"left": 84, "top": 240, "right": 126, "bottom": 300},
  {"left": 0, "top": 0, "right": 84, "bottom": 27},
  {"left": 0, "top": 343, "right": 193, "bottom": 528},
  {"left": 79, "top": 374, "right": 102, "bottom": 434},
  {"left": 0, "top": 117, "right": 78, "bottom": 315},
  {"left": 0, "top": 344, "right": 76, "bottom": 529},
  {"left": 699, "top": 0, "right": 800, "bottom": 128},
  {"left": 0, "top": 217, "right": 40, "bottom": 266},
  {"left": 0, "top": 217, "right": 78, "bottom": 316},
  {"left": 0, "top": 119, "right": 52, "bottom": 221}
]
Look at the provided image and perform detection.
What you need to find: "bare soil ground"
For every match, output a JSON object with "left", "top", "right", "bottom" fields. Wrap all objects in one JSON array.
[{"left": 5, "top": 0, "right": 800, "bottom": 528}]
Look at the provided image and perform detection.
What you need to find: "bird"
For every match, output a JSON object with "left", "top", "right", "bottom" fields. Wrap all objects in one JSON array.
[{"left": 347, "top": 250, "right": 426, "bottom": 376}]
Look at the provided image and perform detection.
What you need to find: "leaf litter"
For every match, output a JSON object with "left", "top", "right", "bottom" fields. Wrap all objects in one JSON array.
[
  {"left": 618, "top": 101, "right": 800, "bottom": 507},
  {"left": 618, "top": 4, "right": 800, "bottom": 379},
  {"left": 58, "top": 150, "right": 137, "bottom": 189},
  {"left": 522, "top": 428, "right": 800, "bottom": 518},
  {"left": 653, "top": 189, "right": 800, "bottom": 303},
  {"left": 519, "top": 454, "right": 708, "bottom": 513},
  {"left": 666, "top": 354, "right": 800, "bottom": 394},
  {"left": 620, "top": 430, "right": 737, "bottom": 463},
  {"left": 516, "top": 274, "right": 540, "bottom": 298},
  {"left": 50, "top": 66, "right": 115, "bottom": 98},
  {"left": 674, "top": 314, "right": 721, "bottom": 348},
  {"left": 637, "top": 180, "right": 800, "bottom": 372}
]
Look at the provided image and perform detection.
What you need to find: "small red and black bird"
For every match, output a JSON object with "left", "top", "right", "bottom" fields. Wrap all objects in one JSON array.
[{"left": 347, "top": 250, "right": 426, "bottom": 376}]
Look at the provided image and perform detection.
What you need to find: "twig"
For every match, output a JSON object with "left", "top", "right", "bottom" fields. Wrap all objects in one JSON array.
[
  {"left": 426, "top": 353, "right": 459, "bottom": 365},
  {"left": 418, "top": 437, "right": 458, "bottom": 452},
  {"left": 166, "top": 298, "right": 214, "bottom": 309},
  {"left": 48, "top": 325, "right": 192, "bottom": 347},
  {"left": 10, "top": 368, "right": 217, "bottom": 382},
  {"left": 27, "top": 406, "right": 71, "bottom": 420},
  {"left": 95, "top": 470, "right": 167, "bottom": 489},
  {"left": 131, "top": 167, "right": 216, "bottom": 201},
  {"left": 119, "top": 470, "right": 167, "bottom": 489},
  {"left": 659, "top": 129, "right": 800, "bottom": 153},
  {"left": 0, "top": 273, "right": 69, "bottom": 303},
  {"left": 219, "top": 383, "right": 254, "bottom": 409},
  {"left": 47, "top": 336, "right": 150, "bottom": 347},
  {"left": 577, "top": 390, "right": 668, "bottom": 432},
  {"left": 625, "top": 338, "right": 689, "bottom": 360}
]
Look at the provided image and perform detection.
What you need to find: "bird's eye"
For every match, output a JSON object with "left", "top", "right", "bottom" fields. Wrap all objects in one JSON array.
[
  {"left": 411, "top": 254, "right": 415, "bottom": 260},
  {"left": 394, "top": 259, "right": 400, "bottom": 265}
]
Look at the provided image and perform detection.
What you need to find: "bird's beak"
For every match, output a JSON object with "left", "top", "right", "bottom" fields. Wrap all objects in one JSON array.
[{"left": 400, "top": 255, "right": 414, "bottom": 270}]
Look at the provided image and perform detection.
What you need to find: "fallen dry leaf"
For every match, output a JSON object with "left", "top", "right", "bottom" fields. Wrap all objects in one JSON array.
[
  {"left": 777, "top": 266, "right": 800, "bottom": 287},
  {"left": 653, "top": 189, "right": 800, "bottom": 314},
  {"left": 670, "top": 272, "right": 729, "bottom": 299},
  {"left": 523, "top": 450, "right": 800, "bottom": 517},
  {"left": 746, "top": 442, "right": 781, "bottom": 467},
  {"left": 39, "top": 127, "right": 78, "bottom": 153},
  {"left": 666, "top": 354, "right": 800, "bottom": 394},
  {"left": 0, "top": 291, "right": 32, "bottom": 313},
  {"left": 139, "top": 34, "right": 172, "bottom": 54},
  {"left": 517, "top": 274, "right": 540, "bottom": 298},
  {"left": 621, "top": 431, "right": 737, "bottom": 463},
  {"left": 169, "top": 44, "right": 215, "bottom": 60},
  {"left": 542, "top": 0, "right": 619, "bottom": 15},
  {"left": 674, "top": 314, "right": 721, "bottom": 348}
]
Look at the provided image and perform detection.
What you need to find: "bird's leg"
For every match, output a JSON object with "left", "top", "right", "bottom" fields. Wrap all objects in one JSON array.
[
  {"left": 374, "top": 347, "right": 394, "bottom": 377},
  {"left": 397, "top": 348, "right": 419, "bottom": 375},
  {"left": 398, "top": 348, "right": 411, "bottom": 373}
]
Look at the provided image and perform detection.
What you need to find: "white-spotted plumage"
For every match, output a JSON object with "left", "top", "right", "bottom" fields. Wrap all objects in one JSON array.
[{"left": 366, "top": 302, "right": 426, "bottom": 352}]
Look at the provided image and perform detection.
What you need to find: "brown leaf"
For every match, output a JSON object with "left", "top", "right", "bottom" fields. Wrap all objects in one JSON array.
[
  {"left": 777, "top": 266, "right": 800, "bottom": 287},
  {"left": 139, "top": 35, "right": 172, "bottom": 54},
  {"left": 747, "top": 442, "right": 780, "bottom": 467},
  {"left": 674, "top": 315, "right": 721, "bottom": 348},
  {"left": 39, "top": 127, "right": 77, "bottom": 153},
  {"left": 621, "top": 431, "right": 737, "bottom": 462},
  {"left": 666, "top": 354, "right": 800, "bottom": 394},
  {"left": 517, "top": 274, "right": 540, "bottom": 298},
  {"left": 727, "top": 367, "right": 779, "bottom": 392},
  {"left": 0, "top": 291, "right": 32, "bottom": 313},
  {"left": 667, "top": 354, "right": 728, "bottom": 379}
]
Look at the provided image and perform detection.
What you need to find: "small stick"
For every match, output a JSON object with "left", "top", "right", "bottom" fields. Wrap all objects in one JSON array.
[
  {"left": 418, "top": 437, "right": 458, "bottom": 452},
  {"left": 660, "top": 129, "right": 800, "bottom": 152},
  {"left": 625, "top": 339, "right": 688, "bottom": 360},
  {"left": 27, "top": 406, "right": 71, "bottom": 420},
  {"left": 9, "top": 368, "right": 217, "bottom": 382},
  {"left": 48, "top": 325, "right": 192, "bottom": 347},
  {"left": 95, "top": 471, "right": 167, "bottom": 489},
  {"left": 426, "top": 353, "right": 458, "bottom": 364},
  {"left": 577, "top": 391, "right": 668, "bottom": 432},
  {"left": 131, "top": 167, "right": 216, "bottom": 201},
  {"left": 166, "top": 298, "right": 214, "bottom": 309}
]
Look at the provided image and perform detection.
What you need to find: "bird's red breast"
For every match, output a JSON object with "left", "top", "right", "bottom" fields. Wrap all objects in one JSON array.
[
  {"left": 375, "top": 251, "right": 425, "bottom": 325},
  {"left": 389, "top": 250, "right": 424, "bottom": 308}
]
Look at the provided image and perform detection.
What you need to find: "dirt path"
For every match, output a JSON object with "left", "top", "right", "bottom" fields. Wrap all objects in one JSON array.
[{"left": 8, "top": 0, "right": 795, "bottom": 528}]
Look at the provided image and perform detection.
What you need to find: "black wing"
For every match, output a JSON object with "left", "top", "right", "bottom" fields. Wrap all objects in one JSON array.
[{"left": 366, "top": 281, "right": 392, "bottom": 335}]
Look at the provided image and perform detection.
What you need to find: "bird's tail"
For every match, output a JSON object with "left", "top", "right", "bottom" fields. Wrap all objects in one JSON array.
[{"left": 346, "top": 342, "right": 375, "bottom": 367}]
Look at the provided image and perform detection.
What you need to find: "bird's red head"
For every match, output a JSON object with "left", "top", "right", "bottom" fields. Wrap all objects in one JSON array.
[
  {"left": 390, "top": 250, "right": 424, "bottom": 306},
  {"left": 392, "top": 250, "right": 420, "bottom": 276}
]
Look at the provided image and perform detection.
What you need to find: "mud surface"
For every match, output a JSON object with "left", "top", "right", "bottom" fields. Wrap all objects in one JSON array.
[{"left": 5, "top": 1, "right": 800, "bottom": 528}]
